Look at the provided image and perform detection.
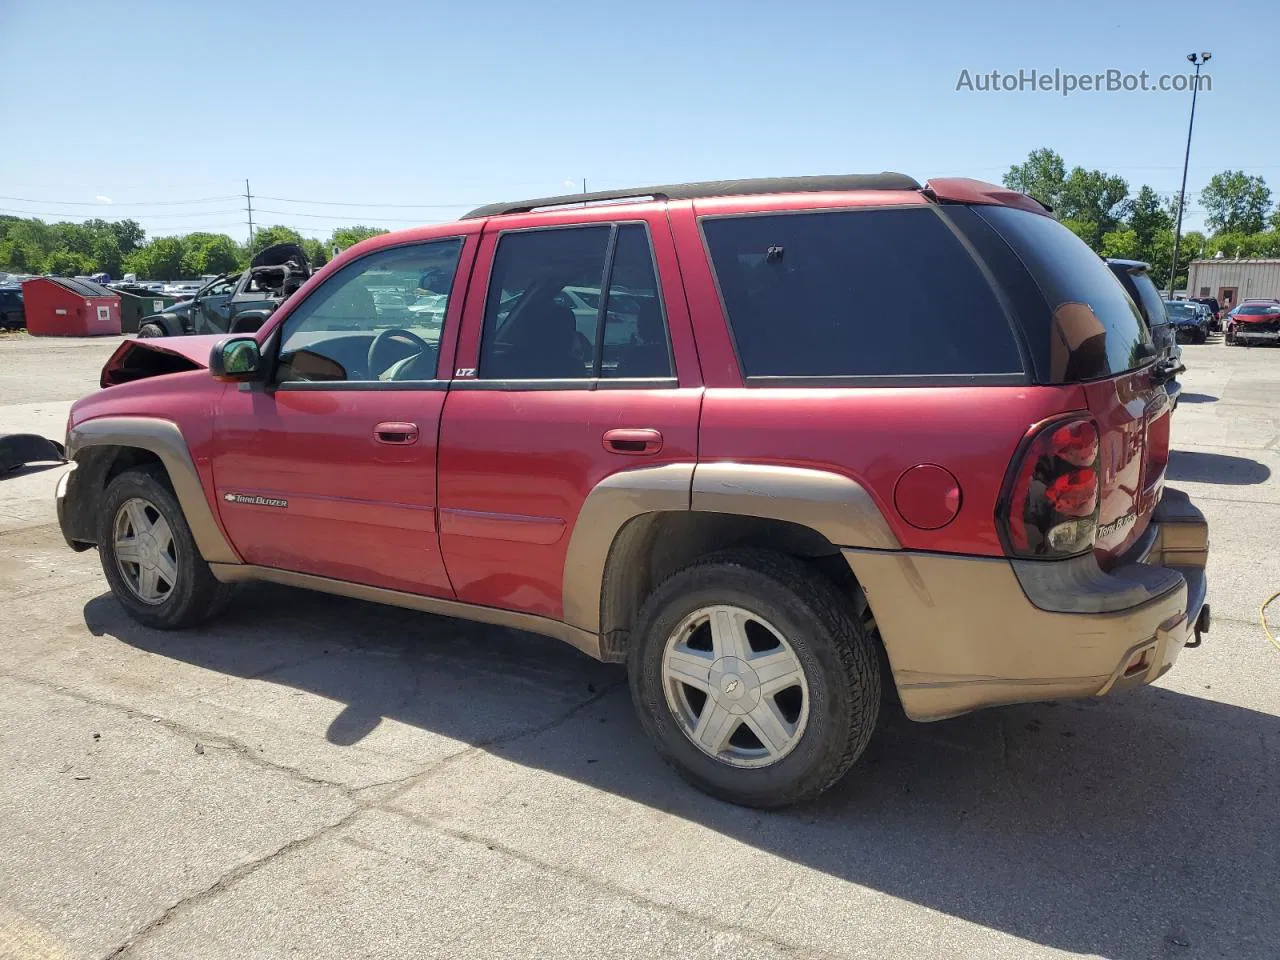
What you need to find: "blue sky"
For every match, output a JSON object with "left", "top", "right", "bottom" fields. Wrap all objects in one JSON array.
[{"left": 2, "top": 0, "right": 1276, "bottom": 240}]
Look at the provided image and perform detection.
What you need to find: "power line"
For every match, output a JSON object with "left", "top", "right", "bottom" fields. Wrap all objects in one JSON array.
[
  {"left": 251, "top": 207, "right": 449, "bottom": 223},
  {"left": 0, "top": 207, "right": 243, "bottom": 220},
  {"left": 255, "top": 194, "right": 479, "bottom": 208},
  {"left": 0, "top": 194, "right": 241, "bottom": 207}
]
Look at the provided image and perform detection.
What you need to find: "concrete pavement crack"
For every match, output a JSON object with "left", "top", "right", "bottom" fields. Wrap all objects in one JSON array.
[
  {"left": 101, "top": 805, "right": 363, "bottom": 960},
  {"left": 378, "top": 806, "right": 840, "bottom": 960}
]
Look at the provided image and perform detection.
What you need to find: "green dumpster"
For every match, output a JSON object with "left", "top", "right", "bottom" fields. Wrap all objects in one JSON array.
[{"left": 115, "top": 285, "right": 181, "bottom": 334}]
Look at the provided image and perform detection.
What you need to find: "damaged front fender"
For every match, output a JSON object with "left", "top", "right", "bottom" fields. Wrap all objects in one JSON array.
[{"left": 0, "top": 433, "right": 66, "bottom": 475}]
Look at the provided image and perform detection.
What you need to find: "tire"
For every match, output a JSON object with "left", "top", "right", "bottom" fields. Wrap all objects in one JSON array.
[
  {"left": 628, "top": 549, "right": 880, "bottom": 808},
  {"left": 97, "top": 465, "right": 231, "bottom": 629},
  {"left": 136, "top": 322, "right": 166, "bottom": 339}
]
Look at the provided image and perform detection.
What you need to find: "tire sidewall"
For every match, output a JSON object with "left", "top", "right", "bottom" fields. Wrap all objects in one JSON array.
[
  {"left": 97, "top": 469, "right": 207, "bottom": 628},
  {"left": 629, "top": 560, "right": 870, "bottom": 806}
]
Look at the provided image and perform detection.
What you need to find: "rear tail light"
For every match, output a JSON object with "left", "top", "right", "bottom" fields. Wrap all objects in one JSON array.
[{"left": 998, "top": 416, "right": 1101, "bottom": 559}]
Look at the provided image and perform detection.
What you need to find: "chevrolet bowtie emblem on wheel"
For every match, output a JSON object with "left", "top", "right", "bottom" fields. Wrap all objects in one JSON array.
[{"left": 223, "top": 493, "right": 288, "bottom": 508}]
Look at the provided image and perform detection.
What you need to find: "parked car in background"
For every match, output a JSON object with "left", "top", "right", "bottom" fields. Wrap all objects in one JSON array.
[
  {"left": 136, "top": 244, "right": 314, "bottom": 338},
  {"left": 1225, "top": 299, "right": 1280, "bottom": 346},
  {"left": 1107, "top": 259, "right": 1182, "bottom": 406},
  {"left": 1163, "top": 300, "right": 1210, "bottom": 343},
  {"left": 56, "top": 173, "right": 1208, "bottom": 808},
  {"left": 0, "top": 285, "right": 25, "bottom": 329},
  {"left": 1190, "top": 296, "right": 1222, "bottom": 330}
]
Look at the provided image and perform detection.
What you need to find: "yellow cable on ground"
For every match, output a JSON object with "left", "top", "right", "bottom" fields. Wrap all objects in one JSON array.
[{"left": 1263, "top": 591, "right": 1280, "bottom": 654}]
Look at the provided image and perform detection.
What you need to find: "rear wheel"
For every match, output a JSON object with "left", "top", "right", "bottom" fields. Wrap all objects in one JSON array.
[
  {"left": 628, "top": 549, "right": 880, "bottom": 808},
  {"left": 97, "top": 466, "right": 230, "bottom": 628}
]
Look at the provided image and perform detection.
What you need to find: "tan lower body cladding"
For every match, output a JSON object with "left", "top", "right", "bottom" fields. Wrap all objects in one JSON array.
[{"left": 845, "top": 549, "right": 1193, "bottom": 721}]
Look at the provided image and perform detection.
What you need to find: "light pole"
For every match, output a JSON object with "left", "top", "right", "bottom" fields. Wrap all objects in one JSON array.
[{"left": 1168, "top": 51, "right": 1211, "bottom": 297}]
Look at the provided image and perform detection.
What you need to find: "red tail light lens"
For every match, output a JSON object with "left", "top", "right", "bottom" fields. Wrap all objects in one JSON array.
[{"left": 999, "top": 417, "right": 1101, "bottom": 558}]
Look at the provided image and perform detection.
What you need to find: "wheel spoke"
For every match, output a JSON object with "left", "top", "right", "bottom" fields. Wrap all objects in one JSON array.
[
  {"left": 154, "top": 550, "right": 178, "bottom": 590},
  {"left": 665, "top": 646, "right": 713, "bottom": 692},
  {"left": 113, "top": 538, "right": 143, "bottom": 564},
  {"left": 744, "top": 700, "right": 794, "bottom": 758},
  {"left": 125, "top": 500, "right": 152, "bottom": 535},
  {"left": 137, "top": 565, "right": 161, "bottom": 600},
  {"left": 692, "top": 702, "right": 739, "bottom": 755},
  {"left": 751, "top": 648, "right": 805, "bottom": 696},
  {"left": 709, "top": 607, "right": 752, "bottom": 661}
]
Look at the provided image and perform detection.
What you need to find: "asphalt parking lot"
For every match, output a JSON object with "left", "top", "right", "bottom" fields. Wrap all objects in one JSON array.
[{"left": 1, "top": 331, "right": 1278, "bottom": 960}]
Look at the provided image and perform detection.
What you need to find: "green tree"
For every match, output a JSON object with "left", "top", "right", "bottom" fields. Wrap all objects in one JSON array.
[
  {"left": 0, "top": 237, "right": 45, "bottom": 273},
  {"left": 250, "top": 225, "right": 305, "bottom": 255},
  {"left": 124, "top": 236, "right": 186, "bottom": 280},
  {"left": 301, "top": 238, "right": 329, "bottom": 267},
  {"left": 1200, "top": 171, "right": 1272, "bottom": 234},
  {"left": 1101, "top": 228, "right": 1140, "bottom": 260},
  {"left": 1123, "top": 186, "right": 1173, "bottom": 249},
  {"left": 1003, "top": 147, "right": 1066, "bottom": 210},
  {"left": 181, "top": 233, "right": 244, "bottom": 276},
  {"left": 92, "top": 233, "right": 123, "bottom": 277},
  {"left": 110, "top": 219, "right": 146, "bottom": 254},
  {"left": 1058, "top": 168, "right": 1129, "bottom": 237},
  {"left": 328, "top": 225, "right": 389, "bottom": 251},
  {"left": 46, "top": 250, "right": 91, "bottom": 276}
]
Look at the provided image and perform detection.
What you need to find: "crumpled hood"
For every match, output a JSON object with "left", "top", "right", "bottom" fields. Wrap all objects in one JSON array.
[{"left": 100, "top": 334, "right": 225, "bottom": 388}]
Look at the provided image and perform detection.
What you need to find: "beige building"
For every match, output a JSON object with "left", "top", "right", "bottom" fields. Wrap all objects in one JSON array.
[{"left": 1186, "top": 258, "right": 1280, "bottom": 311}]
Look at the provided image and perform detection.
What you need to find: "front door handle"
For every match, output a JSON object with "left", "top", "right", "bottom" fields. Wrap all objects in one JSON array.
[
  {"left": 374, "top": 421, "right": 419, "bottom": 445},
  {"left": 603, "top": 428, "right": 662, "bottom": 455}
]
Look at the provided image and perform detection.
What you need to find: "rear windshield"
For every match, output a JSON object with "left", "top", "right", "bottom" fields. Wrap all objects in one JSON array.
[
  {"left": 701, "top": 207, "right": 1023, "bottom": 381},
  {"left": 970, "top": 206, "right": 1153, "bottom": 382}
]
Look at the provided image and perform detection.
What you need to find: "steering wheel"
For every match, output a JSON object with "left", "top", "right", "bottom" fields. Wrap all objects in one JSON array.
[{"left": 368, "top": 328, "right": 429, "bottom": 380}]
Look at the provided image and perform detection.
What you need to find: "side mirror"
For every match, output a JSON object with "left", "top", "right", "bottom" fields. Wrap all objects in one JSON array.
[{"left": 210, "top": 336, "right": 262, "bottom": 381}]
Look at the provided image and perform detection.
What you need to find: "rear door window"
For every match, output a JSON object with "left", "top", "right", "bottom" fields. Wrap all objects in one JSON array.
[
  {"left": 970, "top": 206, "right": 1154, "bottom": 382},
  {"left": 701, "top": 207, "right": 1023, "bottom": 381}
]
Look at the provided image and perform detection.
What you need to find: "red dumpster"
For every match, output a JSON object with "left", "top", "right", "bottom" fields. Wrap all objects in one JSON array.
[{"left": 22, "top": 277, "right": 121, "bottom": 336}]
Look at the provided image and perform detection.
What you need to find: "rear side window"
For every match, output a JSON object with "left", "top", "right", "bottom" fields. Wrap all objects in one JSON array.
[
  {"left": 972, "top": 206, "right": 1153, "bottom": 382},
  {"left": 702, "top": 208, "right": 1022, "bottom": 381},
  {"left": 1124, "top": 269, "right": 1169, "bottom": 327}
]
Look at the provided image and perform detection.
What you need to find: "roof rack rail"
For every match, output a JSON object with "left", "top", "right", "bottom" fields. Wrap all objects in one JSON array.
[{"left": 461, "top": 172, "right": 921, "bottom": 220}]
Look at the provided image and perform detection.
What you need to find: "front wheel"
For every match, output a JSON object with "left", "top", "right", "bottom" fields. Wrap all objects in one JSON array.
[
  {"left": 136, "top": 322, "right": 166, "bottom": 339},
  {"left": 628, "top": 549, "right": 880, "bottom": 808},
  {"left": 97, "top": 466, "right": 230, "bottom": 629}
]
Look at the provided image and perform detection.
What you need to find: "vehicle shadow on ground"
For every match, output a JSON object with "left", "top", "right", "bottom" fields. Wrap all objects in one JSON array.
[
  {"left": 87, "top": 586, "right": 1278, "bottom": 960},
  {"left": 1167, "top": 449, "right": 1271, "bottom": 484},
  {"left": 1175, "top": 392, "right": 1218, "bottom": 404}
]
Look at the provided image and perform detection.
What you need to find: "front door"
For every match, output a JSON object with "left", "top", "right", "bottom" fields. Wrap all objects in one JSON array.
[
  {"left": 437, "top": 216, "right": 702, "bottom": 621},
  {"left": 211, "top": 236, "right": 470, "bottom": 596},
  {"left": 193, "top": 277, "right": 236, "bottom": 333}
]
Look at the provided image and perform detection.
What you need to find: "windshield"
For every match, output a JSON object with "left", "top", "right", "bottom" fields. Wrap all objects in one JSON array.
[
  {"left": 1235, "top": 303, "right": 1280, "bottom": 316},
  {"left": 1164, "top": 302, "right": 1196, "bottom": 318}
]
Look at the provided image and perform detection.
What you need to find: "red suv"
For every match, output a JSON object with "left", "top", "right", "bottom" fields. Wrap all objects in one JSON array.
[{"left": 56, "top": 174, "right": 1210, "bottom": 808}]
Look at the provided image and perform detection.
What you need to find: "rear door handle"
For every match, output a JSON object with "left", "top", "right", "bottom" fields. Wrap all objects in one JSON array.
[
  {"left": 374, "top": 421, "right": 419, "bottom": 445},
  {"left": 603, "top": 428, "right": 662, "bottom": 455}
]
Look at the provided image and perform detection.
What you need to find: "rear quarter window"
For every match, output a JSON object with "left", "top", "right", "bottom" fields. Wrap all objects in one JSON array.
[
  {"left": 969, "top": 206, "right": 1153, "bottom": 382},
  {"left": 701, "top": 207, "right": 1024, "bottom": 382}
]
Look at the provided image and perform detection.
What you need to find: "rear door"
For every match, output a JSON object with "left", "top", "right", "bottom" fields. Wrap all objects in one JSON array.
[
  {"left": 960, "top": 206, "right": 1168, "bottom": 562},
  {"left": 436, "top": 211, "right": 702, "bottom": 621}
]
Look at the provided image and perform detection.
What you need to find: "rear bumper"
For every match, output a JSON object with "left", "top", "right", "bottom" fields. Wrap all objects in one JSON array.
[{"left": 845, "top": 486, "right": 1208, "bottom": 721}]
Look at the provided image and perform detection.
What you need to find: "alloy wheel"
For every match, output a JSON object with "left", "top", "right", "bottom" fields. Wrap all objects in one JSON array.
[
  {"left": 661, "top": 604, "right": 810, "bottom": 768},
  {"left": 112, "top": 497, "right": 178, "bottom": 605}
]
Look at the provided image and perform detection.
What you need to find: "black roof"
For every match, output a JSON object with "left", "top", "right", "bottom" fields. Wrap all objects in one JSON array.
[
  {"left": 462, "top": 172, "right": 922, "bottom": 220},
  {"left": 47, "top": 277, "right": 115, "bottom": 297}
]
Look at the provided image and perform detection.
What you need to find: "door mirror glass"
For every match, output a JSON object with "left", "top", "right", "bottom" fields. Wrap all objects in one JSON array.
[{"left": 210, "top": 336, "right": 262, "bottom": 380}]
